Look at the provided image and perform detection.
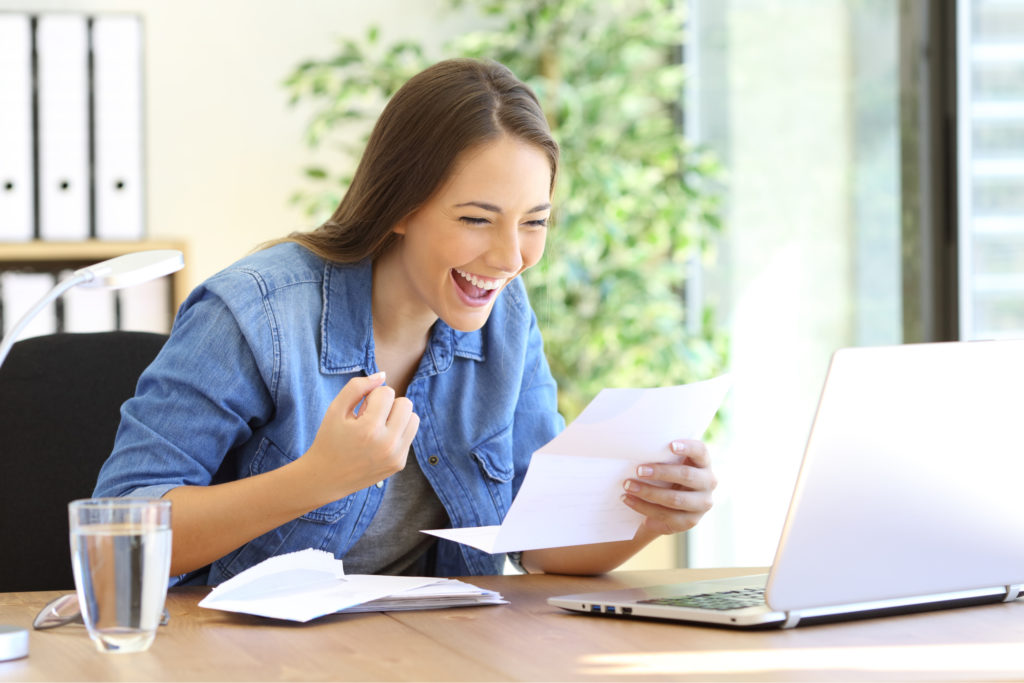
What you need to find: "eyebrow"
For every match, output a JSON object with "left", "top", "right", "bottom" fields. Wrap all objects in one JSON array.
[{"left": 454, "top": 201, "right": 551, "bottom": 214}]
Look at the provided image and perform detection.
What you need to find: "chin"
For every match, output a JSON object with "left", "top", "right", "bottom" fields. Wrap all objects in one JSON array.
[
  {"left": 440, "top": 305, "right": 496, "bottom": 333},
  {"left": 444, "top": 315, "right": 491, "bottom": 334}
]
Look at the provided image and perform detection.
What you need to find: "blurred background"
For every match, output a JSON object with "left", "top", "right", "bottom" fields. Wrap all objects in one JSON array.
[{"left": 1, "top": 0, "right": 1021, "bottom": 571}]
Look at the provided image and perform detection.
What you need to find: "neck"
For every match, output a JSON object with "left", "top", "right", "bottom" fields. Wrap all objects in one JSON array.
[
  {"left": 369, "top": 248, "right": 434, "bottom": 397},
  {"left": 370, "top": 247, "right": 437, "bottom": 348}
]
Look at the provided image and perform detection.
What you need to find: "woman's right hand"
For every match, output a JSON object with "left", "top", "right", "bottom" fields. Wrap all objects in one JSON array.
[
  {"left": 163, "top": 372, "right": 419, "bottom": 576},
  {"left": 303, "top": 372, "right": 420, "bottom": 500}
]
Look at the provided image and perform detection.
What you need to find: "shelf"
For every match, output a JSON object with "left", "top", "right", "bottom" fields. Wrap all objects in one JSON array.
[{"left": 0, "top": 238, "right": 182, "bottom": 261}]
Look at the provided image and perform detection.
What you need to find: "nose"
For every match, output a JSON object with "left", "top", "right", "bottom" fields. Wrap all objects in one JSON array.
[{"left": 487, "top": 223, "right": 524, "bottom": 275}]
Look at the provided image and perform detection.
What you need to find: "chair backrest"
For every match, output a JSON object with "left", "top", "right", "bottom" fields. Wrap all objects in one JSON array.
[{"left": 0, "top": 331, "right": 167, "bottom": 592}]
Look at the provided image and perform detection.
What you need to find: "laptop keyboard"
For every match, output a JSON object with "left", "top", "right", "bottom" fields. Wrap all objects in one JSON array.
[{"left": 638, "top": 587, "right": 766, "bottom": 611}]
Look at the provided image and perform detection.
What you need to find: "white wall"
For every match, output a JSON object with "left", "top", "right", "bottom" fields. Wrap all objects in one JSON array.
[{"left": 0, "top": 0, "right": 472, "bottom": 291}]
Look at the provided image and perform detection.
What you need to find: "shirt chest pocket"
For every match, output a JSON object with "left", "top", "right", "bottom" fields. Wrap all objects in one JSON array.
[
  {"left": 249, "top": 437, "right": 353, "bottom": 523},
  {"left": 469, "top": 424, "right": 516, "bottom": 519}
]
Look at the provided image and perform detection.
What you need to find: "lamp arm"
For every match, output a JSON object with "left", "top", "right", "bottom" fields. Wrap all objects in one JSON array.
[
  {"left": 0, "top": 272, "right": 90, "bottom": 369},
  {"left": 0, "top": 249, "right": 183, "bottom": 371}
]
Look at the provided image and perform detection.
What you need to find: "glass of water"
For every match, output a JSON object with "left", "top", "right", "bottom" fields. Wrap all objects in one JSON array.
[{"left": 68, "top": 498, "right": 172, "bottom": 653}]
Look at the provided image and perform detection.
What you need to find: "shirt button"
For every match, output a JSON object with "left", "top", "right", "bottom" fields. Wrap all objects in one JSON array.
[
  {"left": 428, "top": 455, "right": 439, "bottom": 466},
  {"left": 375, "top": 481, "right": 384, "bottom": 488}
]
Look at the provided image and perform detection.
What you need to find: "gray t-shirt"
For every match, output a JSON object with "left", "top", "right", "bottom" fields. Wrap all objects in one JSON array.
[{"left": 342, "top": 450, "right": 450, "bottom": 575}]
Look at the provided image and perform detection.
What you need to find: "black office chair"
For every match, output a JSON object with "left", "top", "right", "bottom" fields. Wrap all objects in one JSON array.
[{"left": 0, "top": 331, "right": 168, "bottom": 592}]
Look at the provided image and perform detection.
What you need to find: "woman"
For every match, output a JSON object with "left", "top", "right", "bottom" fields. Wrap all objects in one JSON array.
[{"left": 94, "top": 58, "right": 716, "bottom": 584}]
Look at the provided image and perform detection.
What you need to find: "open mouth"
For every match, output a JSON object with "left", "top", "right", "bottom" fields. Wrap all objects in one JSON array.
[{"left": 451, "top": 268, "right": 503, "bottom": 305}]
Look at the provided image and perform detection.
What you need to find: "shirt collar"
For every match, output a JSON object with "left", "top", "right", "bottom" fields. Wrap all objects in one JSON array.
[{"left": 319, "top": 259, "right": 485, "bottom": 376}]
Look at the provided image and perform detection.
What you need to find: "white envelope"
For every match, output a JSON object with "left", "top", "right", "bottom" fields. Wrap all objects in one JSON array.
[{"left": 199, "top": 549, "right": 505, "bottom": 622}]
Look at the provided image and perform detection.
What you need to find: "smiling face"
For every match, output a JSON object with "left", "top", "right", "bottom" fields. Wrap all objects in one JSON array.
[{"left": 381, "top": 135, "right": 553, "bottom": 333}]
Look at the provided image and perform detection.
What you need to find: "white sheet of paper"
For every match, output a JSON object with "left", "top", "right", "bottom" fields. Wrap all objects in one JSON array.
[
  {"left": 423, "top": 374, "right": 731, "bottom": 554},
  {"left": 198, "top": 549, "right": 440, "bottom": 622}
]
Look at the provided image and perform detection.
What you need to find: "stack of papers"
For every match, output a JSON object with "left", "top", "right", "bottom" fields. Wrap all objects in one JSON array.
[
  {"left": 341, "top": 580, "right": 504, "bottom": 613},
  {"left": 198, "top": 549, "right": 505, "bottom": 622}
]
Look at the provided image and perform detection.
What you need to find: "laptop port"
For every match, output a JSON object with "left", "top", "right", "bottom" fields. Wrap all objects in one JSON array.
[
  {"left": 605, "top": 606, "right": 615, "bottom": 613},
  {"left": 622, "top": 606, "right": 633, "bottom": 615},
  {"left": 590, "top": 604, "right": 601, "bottom": 612}
]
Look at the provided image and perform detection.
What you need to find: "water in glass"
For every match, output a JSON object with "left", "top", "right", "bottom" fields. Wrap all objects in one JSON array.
[{"left": 69, "top": 500, "right": 171, "bottom": 653}]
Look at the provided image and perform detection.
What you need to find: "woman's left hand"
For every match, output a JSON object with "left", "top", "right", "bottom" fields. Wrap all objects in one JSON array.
[{"left": 622, "top": 439, "right": 716, "bottom": 536}]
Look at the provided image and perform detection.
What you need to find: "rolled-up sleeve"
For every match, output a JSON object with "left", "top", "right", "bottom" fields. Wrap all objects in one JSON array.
[{"left": 93, "top": 274, "right": 277, "bottom": 499}]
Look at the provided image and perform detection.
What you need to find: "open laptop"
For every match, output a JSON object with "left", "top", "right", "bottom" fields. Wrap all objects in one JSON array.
[{"left": 549, "top": 340, "right": 1024, "bottom": 628}]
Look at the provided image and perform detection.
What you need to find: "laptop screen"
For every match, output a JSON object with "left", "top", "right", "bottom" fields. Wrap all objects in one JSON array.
[{"left": 766, "top": 340, "right": 1024, "bottom": 612}]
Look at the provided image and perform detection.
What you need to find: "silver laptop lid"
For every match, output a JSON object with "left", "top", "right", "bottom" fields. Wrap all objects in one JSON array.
[{"left": 766, "top": 340, "right": 1024, "bottom": 612}]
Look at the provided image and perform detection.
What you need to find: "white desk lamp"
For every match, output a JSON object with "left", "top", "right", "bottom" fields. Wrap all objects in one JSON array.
[
  {"left": 0, "top": 248, "right": 183, "bottom": 662},
  {"left": 0, "top": 249, "right": 184, "bottom": 370}
]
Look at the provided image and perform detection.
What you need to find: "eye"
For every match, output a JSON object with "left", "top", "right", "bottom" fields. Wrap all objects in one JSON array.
[
  {"left": 524, "top": 217, "right": 549, "bottom": 229},
  {"left": 459, "top": 216, "right": 490, "bottom": 226}
]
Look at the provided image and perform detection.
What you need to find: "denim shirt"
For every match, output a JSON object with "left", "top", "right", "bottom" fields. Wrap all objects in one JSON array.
[{"left": 93, "top": 242, "right": 565, "bottom": 584}]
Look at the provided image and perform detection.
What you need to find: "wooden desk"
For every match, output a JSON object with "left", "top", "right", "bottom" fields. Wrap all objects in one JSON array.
[{"left": 3, "top": 567, "right": 1024, "bottom": 681}]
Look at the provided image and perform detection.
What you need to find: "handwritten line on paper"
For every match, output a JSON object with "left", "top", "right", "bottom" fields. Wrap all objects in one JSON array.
[{"left": 423, "top": 375, "right": 731, "bottom": 554}]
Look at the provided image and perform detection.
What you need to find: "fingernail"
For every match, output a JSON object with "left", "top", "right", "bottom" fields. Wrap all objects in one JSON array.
[
  {"left": 623, "top": 480, "right": 634, "bottom": 491},
  {"left": 637, "top": 465, "right": 654, "bottom": 477},
  {"left": 671, "top": 441, "right": 687, "bottom": 455}
]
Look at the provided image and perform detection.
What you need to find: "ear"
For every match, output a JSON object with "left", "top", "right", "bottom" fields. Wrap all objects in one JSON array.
[{"left": 392, "top": 215, "right": 409, "bottom": 236}]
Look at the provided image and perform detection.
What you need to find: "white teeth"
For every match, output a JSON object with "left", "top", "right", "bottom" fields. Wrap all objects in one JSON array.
[{"left": 455, "top": 269, "right": 503, "bottom": 290}]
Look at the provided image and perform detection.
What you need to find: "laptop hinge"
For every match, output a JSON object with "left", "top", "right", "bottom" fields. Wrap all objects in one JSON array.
[
  {"left": 1003, "top": 585, "right": 1021, "bottom": 602},
  {"left": 781, "top": 611, "right": 802, "bottom": 629}
]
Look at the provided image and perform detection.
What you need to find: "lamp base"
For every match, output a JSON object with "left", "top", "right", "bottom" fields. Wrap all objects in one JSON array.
[{"left": 0, "top": 624, "right": 29, "bottom": 661}]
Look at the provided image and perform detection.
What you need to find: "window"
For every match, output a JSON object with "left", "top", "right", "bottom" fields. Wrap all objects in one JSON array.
[
  {"left": 958, "top": 0, "right": 1024, "bottom": 340},
  {"left": 685, "top": 0, "right": 905, "bottom": 566}
]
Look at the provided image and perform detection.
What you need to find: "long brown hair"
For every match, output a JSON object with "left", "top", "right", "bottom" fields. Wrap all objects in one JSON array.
[{"left": 279, "top": 58, "right": 558, "bottom": 263}]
